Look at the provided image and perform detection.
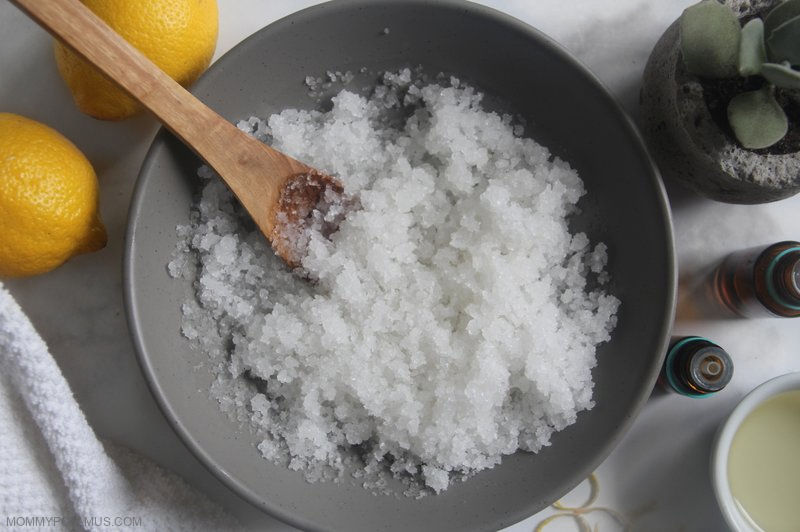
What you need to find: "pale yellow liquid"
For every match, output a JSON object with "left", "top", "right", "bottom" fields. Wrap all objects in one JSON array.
[{"left": 728, "top": 390, "right": 800, "bottom": 531}]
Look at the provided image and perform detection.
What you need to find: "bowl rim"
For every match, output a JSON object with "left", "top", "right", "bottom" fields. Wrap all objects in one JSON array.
[
  {"left": 123, "top": 0, "right": 677, "bottom": 529},
  {"left": 710, "top": 371, "right": 800, "bottom": 532}
]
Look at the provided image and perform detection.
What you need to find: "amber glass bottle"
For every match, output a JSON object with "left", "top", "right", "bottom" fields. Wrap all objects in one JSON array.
[
  {"left": 713, "top": 241, "right": 800, "bottom": 318},
  {"left": 659, "top": 337, "right": 733, "bottom": 397}
]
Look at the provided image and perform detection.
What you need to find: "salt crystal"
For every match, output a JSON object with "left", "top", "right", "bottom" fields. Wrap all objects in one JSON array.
[{"left": 170, "top": 72, "right": 620, "bottom": 495}]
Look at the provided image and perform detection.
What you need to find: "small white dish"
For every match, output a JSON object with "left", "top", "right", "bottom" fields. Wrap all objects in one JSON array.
[{"left": 711, "top": 372, "right": 800, "bottom": 532}]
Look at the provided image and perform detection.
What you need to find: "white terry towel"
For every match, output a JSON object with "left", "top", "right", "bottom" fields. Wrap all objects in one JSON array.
[{"left": 0, "top": 282, "right": 240, "bottom": 531}]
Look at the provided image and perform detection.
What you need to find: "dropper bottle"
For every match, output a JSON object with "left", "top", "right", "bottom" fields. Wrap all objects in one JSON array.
[
  {"left": 659, "top": 336, "right": 733, "bottom": 397},
  {"left": 713, "top": 241, "right": 800, "bottom": 318}
]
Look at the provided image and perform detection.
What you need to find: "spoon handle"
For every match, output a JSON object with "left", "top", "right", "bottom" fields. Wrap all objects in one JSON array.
[{"left": 12, "top": 0, "right": 310, "bottom": 234}]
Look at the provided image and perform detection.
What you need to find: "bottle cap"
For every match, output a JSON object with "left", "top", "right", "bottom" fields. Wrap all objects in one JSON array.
[
  {"left": 665, "top": 337, "right": 734, "bottom": 397},
  {"left": 686, "top": 344, "right": 733, "bottom": 393}
]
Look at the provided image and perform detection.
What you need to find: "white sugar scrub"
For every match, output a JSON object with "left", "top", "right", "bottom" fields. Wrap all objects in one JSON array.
[{"left": 168, "top": 69, "right": 620, "bottom": 495}]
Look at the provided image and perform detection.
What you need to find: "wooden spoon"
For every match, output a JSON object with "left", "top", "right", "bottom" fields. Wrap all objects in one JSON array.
[{"left": 12, "top": 0, "right": 343, "bottom": 268}]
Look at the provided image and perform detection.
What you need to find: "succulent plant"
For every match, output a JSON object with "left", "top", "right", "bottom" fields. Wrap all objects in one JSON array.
[{"left": 681, "top": 0, "right": 800, "bottom": 149}]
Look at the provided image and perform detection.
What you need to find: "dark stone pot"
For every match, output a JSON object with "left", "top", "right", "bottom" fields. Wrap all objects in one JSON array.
[{"left": 640, "top": 0, "right": 800, "bottom": 204}]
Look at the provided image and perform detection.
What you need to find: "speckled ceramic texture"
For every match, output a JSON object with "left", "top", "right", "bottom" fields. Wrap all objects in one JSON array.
[
  {"left": 124, "top": 1, "right": 676, "bottom": 530},
  {"left": 640, "top": 0, "right": 800, "bottom": 204}
]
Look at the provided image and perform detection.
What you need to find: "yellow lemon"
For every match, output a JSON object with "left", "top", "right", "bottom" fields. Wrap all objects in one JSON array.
[
  {"left": 0, "top": 113, "right": 107, "bottom": 278},
  {"left": 54, "top": 0, "right": 218, "bottom": 120}
]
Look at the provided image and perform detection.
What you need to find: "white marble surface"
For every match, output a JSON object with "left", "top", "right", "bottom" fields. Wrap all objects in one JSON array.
[{"left": 2, "top": 1, "right": 799, "bottom": 530}]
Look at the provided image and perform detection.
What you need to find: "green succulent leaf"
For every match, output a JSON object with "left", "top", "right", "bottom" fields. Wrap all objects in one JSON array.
[
  {"left": 761, "top": 62, "right": 800, "bottom": 88},
  {"left": 766, "top": 13, "right": 800, "bottom": 64},
  {"left": 680, "top": 0, "right": 742, "bottom": 78},
  {"left": 727, "top": 87, "right": 788, "bottom": 149},
  {"left": 764, "top": 0, "right": 800, "bottom": 40},
  {"left": 739, "top": 18, "right": 767, "bottom": 75}
]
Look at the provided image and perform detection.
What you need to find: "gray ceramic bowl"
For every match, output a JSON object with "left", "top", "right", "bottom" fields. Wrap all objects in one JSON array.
[{"left": 124, "top": 1, "right": 676, "bottom": 530}]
